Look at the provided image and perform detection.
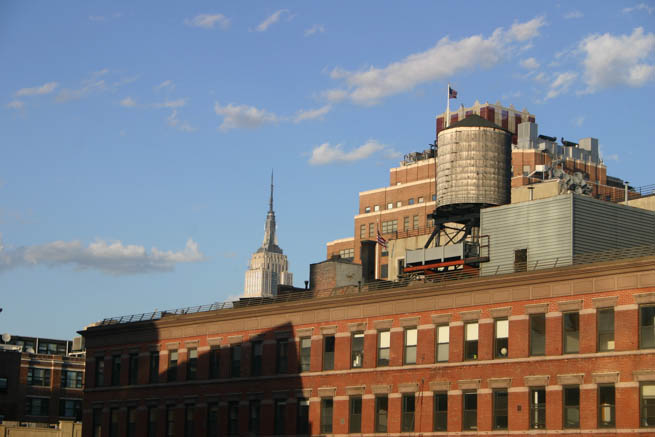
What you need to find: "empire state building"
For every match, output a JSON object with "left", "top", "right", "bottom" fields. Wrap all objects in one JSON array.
[{"left": 243, "top": 174, "right": 293, "bottom": 297}]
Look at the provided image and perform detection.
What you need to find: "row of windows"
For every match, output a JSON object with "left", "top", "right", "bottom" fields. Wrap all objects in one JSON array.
[
  {"left": 362, "top": 195, "right": 436, "bottom": 214},
  {"left": 25, "top": 397, "right": 81, "bottom": 420},
  {"left": 360, "top": 214, "right": 432, "bottom": 238},
  {"left": 26, "top": 368, "right": 83, "bottom": 388}
]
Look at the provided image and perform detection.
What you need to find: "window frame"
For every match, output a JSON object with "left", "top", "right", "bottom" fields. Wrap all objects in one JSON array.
[
  {"left": 320, "top": 398, "right": 333, "bottom": 434},
  {"left": 374, "top": 395, "right": 388, "bottom": 433},
  {"left": 562, "top": 312, "right": 580, "bottom": 354},
  {"left": 433, "top": 391, "right": 448, "bottom": 431},
  {"left": 296, "top": 398, "right": 310, "bottom": 435},
  {"left": 111, "top": 354, "right": 121, "bottom": 386},
  {"left": 563, "top": 385, "right": 580, "bottom": 428},
  {"left": 186, "top": 348, "right": 197, "bottom": 380},
  {"left": 128, "top": 353, "right": 139, "bottom": 385},
  {"left": 597, "top": 308, "right": 615, "bottom": 352},
  {"left": 436, "top": 324, "right": 449, "bottom": 362},
  {"left": 462, "top": 390, "right": 478, "bottom": 430},
  {"left": 349, "top": 396, "right": 362, "bottom": 433},
  {"left": 377, "top": 330, "right": 390, "bottom": 367},
  {"left": 299, "top": 337, "right": 311, "bottom": 372},
  {"left": 323, "top": 335, "right": 335, "bottom": 370},
  {"left": 464, "top": 321, "right": 479, "bottom": 360},
  {"left": 95, "top": 357, "right": 105, "bottom": 387},
  {"left": 230, "top": 345, "right": 241, "bottom": 377},
  {"left": 640, "top": 305, "right": 655, "bottom": 349},
  {"left": 401, "top": 393, "right": 415, "bottom": 432},
  {"left": 248, "top": 399, "right": 260, "bottom": 435},
  {"left": 350, "top": 331, "right": 364, "bottom": 368},
  {"left": 209, "top": 346, "right": 221, "bottom": 379},
  {"left": 529, "top": 313, "right": 546, "bottom": 356},
  {"left": 404, "top": 327, "right": 417, "bottom": 365},
  {"left": 167, "top": 350, "right": 178, "bottom": 382},
  {"left": 529, "top": 387, "right": 546, "bottom": 429},
  {"left": 598, "top": 384, "right": 615, "bottom": 428},
  {"left": 148, "top": 351, "right": 159, "bottom": 384},
  {"left": 493, "top": 389, "right": 508, "bottom": 430},
  {"left": 276, "top": 338, "right": 288, "bottom": 374},
  {"left": 641, "top": 383, "right": 655, "bottom": 427}
]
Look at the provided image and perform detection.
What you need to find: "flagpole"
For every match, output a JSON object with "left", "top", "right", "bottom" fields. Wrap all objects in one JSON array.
[{"left": 446, "top": 83, "right": 450, "bottom": 128}]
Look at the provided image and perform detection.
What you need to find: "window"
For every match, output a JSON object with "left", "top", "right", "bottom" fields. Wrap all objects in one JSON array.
[
  {"left": 436, "top": 325, "right": 449, "bottom": 362},
  {"left": 427, "top": 215, "right": 435, "bottom": 227},
  {"left": 413, "top": 215, "right": 419, "bottom": 230},
  {"left": 377, "top": 330, "right": 390, "bottom": 366},
  {"left": 493, "top": 390, "right": 508, "bottom": 429},
  {"left": 231, "top": 345, "right": 241, "bottom": 377},
  {"left": 396, "top": 201, "right": 402, "bottom": 207},
  {"left": 640, "top": 305, "right": 655, "bottom": 349},
  {"left": 351, "top": 332, "right": 364, "bottom": 368},
  {"left": 349, "top": 396, "right": 362, "bottom": 433},
  {"left": 168, "top": 350, "right": 178, "bottom": 382},
  {"left": 209, "top": 346, "right": 220, "bottom": 378},
  {"left": 127, "top": 407, "right": 137, "bottom": 437},
  {"left": 387, "top": 202, "right": 393, "bottom": 210},
  {"left": 374, "top": 205, "right": 380, "bottom": 212},
  {"left": 187, "top": 348, "right": 198, "bottom": 380},
  {"left": 339, "top": 248, "right": 354, "bottom": 260},
  {"left": 408, "top": 198, "right": 415, "bottom": 205},
  {"left": 323, "top": 335, "right": 335, "bottom": 370},
  {"left": 523, "top": 164, "right": 531, "bottom": 176},
  {"left": 26, "top": 397, "right": 49, "bottom": 416},
  {"left": 93, "top": 407, "right": 102, "bottom": 437},
  {"left": 276, "top": 338, "right": 288, "bottom": 373},
  {"left": 248, "top": 400, "right": 260, "bottom": 435},
  {"left": 299, "top": 337, "right": 311, "bottom": 372},
  {"left": 320, "top": 398, "right": 333, "bottom": 434},
  {"left": 381, "top": 219, "right": 397, "bottom": 234},
  {"left": 514, "top": 248, "right": 527, "bottom": 272},
  {"left": 296, "top": 398, "right": 309, "bottom": 435},
  {"left": 530, "top": 313, "right": 546, "bottom": 356},
  {"left": 563, "top": 312, "right": 580, "bottom": 354},
  {"left": 375, "top": 396, "right": 388, "bottom": 433},
  {"left": 182, "top": 405, "right": 193, "bottom": 437},
  {"left": 166, "top": 407, "right": 175, "bottom": 437},
  {"left": 62, "top": 370, "right": 83, "bottom": 388},
  {"left": 432, "top": 194, "right": 436, "bottom": 201},
  {"left": 0, "top": 377, "right": 7, "bottom": 392},
  {"left": 149, "top": 351, "right": 159, "bottom": 383},
  {"left": 641, "top": 383, "right": 655, "bottom": 427},
  {"left": 494, "top": 319, "right": 509, "bottom": 358},
  {"left": 403, "top": 216, "right": 410, "bottom": 231},
  {"left": 598, "top": 308, "right": 615, "bottom": 351},
  {"left": 110, "top": 408, "right": 119, "bottom": 437},
  {"left": 464, "top": 322, "right": 478, "bottom": 360},
  {"left": 128, "top": 353, "right": 139, "bottom": 385},
  {"left": 418, "top": 196, "right": 424, "bottom": 203},
  {"left": 380, "top": 263, "right": 388, "bottom": 278},
  {"left": 148, "top": 407, "right": 157, "bottom": 437},
  {"left": 404, "top": 328, "right": 417, "bottom": 364},
  {"left": 462, "top": 391, "right": 477, "bottom": 430},
  {"left": 228, "top": 401, "right": 239, "bottom": 435},
  {"left": 433, "top": 392, "right": 447, "bottom": 431},
  {"left": 365, "top": 206, "right": 371, "bottom": 213},
  {"left": 95, "top": 357, "right": 105, "bottom": 387},
  {"left": 401, "top": 394, "right": 415, "bottom": 432},
  {"left": 369, "top": 223, "right": 375, "bottom": 237},
  {"left": 38, "top": 341, "right": 66, "bottom": 355},
  {"left": 111, "top": 355, "right": 121, "bottom": 386},
  {"left": 59, "top": 399, "right": 82, "bottom": 420},
  {"left": 530, "top": 388, "right": 546, "bottom": 429},
  {"left": 563, "top": 386, "right": 580, "bottom": 428},
  {"left": 273, "top": 399, "right": 285, "bottom": 435},
  {"left": 360, "top": 224, "right": 366, "bottom": 238},
  {"left": 27, "top": 368, "right": 51, "bottom": 386},
  {"left": 598, "top": 385, "right": 615, "bottom": 427}
]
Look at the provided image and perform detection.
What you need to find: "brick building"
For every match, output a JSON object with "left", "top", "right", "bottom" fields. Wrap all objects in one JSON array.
[{"left": 80, "top": 245, "right": 655, "bottom": 436}]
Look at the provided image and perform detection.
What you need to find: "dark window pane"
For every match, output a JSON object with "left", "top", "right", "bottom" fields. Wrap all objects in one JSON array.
[
  {"left": 401, "top": 394, "right": 415, "bottom": 432},
  {"left": 299, "top": 338, "right": 311, "bottom": 372},
  {"left": 375, "top": 396, "right": 388, "bottom": 433},
  {"left": 563, "top": 312, "right": 580, "bottom": 354},
  {"left": 323, "top": 336, "right": 335, "bottom": 370},
  {"left": 462, "top": 391, "right": 477, "bottom": 430},
  {"left": 296, "top": 399, "right": 309, "bottom": 435},
  {"left": 598, "top": 385, "right": 615, "bottom": 427},
  {"left": 564, "top": 387, "right": 580, "bottom": 428},
  {"left": 530, "top": 388, "right": 546, "bottom": 429},
  {"left": 433, "top": 392, "right": 448, "bottom": 431},
  {"left": 349, "top": 397, "right": 362, "bottom": 433},
  {"left": 598, "top": 309, "right": 615, "bottom": 352},
  {"left": 351, "top": 333, "right": 364, "bottom": 368},
  {"left": 641, "top": 306, "right": 655, "bottom": 349},
  {"left": 530, "top": 314, "right": 546, "bottom": 356},
  {"left": 320, "top": 399, "right": 333, "bottom": 434},
  {"left": 493, "top": 390, "right": 508, "bottom": 429}
]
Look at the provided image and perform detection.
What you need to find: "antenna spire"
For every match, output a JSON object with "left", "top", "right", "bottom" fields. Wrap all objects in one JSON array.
[{"left": 269, "top": 170, "right": 274, "bottom": 212}]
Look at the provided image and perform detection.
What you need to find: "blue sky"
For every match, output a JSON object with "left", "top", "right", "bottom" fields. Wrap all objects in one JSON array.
[{"left": 1, "top": 1, "right": 654, "bottom": 339}]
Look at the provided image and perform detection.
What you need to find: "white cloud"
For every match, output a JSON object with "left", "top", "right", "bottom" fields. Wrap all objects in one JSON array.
[
  {"left": 15, "top": 82, "right": 58, "bottom": 97},
  {"left": 167, "top": 110, "right": 196, "bottom": 132},
  {"left": 326, "top": 17, "right": 546, "bottom": 105},
  {"left": 322, "top": 89, "right": 348, "bottom": 103},
  {"left": 309, "top": 140, "right": 399, "bottom": 165},
  {"left": 214, "top": 102, "right": 278, "bottom": 131},
  {"left": 579, "top": 27, "right": 655, "bottom": 93},
  {"left": 89, "top": 15, "right": 105, "bottom": 21},
  {"left": 56, "top": 80, "right": 106, "bottom": 102},
  {"left": 544, "top": 72, "right": 578, "bottom": 100},
  {"left": 564, "top": 10, "right": 584, "bottom": 19},
  {"left": 293, "top": 105, "right": 331, "bottom": 123},
  {"left": 520, "top": 57, "right": 540, "bottom": 70},
  {"left": 153, "top": 98, "right": 188, "bottom": 109},
  {"left": 0, "top": 237, "right": 204, "bottom": 275},
  {"left": 155, "top": 80, "right": 175, "bottom": 91},
  {"left": 304, "top": 24, "right": 325, "bottom": 37},
  {"left": 623, "top": 3, "right": 654, "bottom": 14},
  {"left": 6, "top": 100, "right": 24, "bottom": 110},
  {"left": 185, "top": 13, "right": 230, "bottom": 30},
  {"left": 256, "top": 9, "right": 289, "bottom": 32},
  {"left": 120, "top": 97, "right": 137, "bottom": 107}
]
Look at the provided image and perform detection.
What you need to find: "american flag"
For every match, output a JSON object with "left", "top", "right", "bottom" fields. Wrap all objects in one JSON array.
[
  {"left": 449, "top": 86, "right": 458, "bottom": 99},
  {"left": 376, "top": 230, "right": 387, "bottom": 248}
]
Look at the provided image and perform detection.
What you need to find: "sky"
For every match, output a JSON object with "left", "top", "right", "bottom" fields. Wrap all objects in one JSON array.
[{"left": 1, "top": 1, "right": 654, "bottom": 339}]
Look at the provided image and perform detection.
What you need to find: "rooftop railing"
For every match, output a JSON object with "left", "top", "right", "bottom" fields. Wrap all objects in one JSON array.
[{"left": 97, "top": 243, "right": 655, "bottom": 327}]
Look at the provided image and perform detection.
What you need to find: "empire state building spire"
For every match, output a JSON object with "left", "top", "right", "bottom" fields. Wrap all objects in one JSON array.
[{"left": 261, "top": 171, "right": 280, "bottom": 253}]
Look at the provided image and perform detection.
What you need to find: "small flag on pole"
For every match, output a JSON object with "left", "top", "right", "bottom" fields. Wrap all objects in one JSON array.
[
  {"left": 376, "top": 229, "right": 387, "bottom": 248},
  {"left": 449, "top": 86, "right": 458, "bottom": 99}
]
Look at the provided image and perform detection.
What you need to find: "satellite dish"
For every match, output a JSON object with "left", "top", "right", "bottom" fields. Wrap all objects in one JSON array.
[{"left": 1, "top": 333, "right": 10, "bottom": 343}]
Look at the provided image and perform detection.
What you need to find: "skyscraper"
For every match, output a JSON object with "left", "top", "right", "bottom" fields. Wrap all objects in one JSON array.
[{"left": 244, "top": 173, "right": 293, "bottom": 297}]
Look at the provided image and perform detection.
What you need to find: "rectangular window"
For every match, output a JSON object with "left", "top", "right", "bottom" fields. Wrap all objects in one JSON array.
[
  {"left": 433, "top": 392, "right": 447, "bottom": 431},
  {"left": 418, "top": 196, "right": 424, "bottom": 203},
  {"left": 396, "top": 201, "right": 402, "bottom": 207},
  {"left": 339, "top": 248, "right": 354, "bottom": 260},
  {"left": 523, "top": 164, "right": 531, "bottom": 176},
  {"left": 365, "top": 206, "right": 371, "bottom": 213},
  {"left": 299, "top": 337, "right": 311, "bottom": 372},
  {"left": 110, "top": 408, "right": 119, "bottom": 437},
  {"left": 296, "top": 398, "right": 309, "bottom": 435},
  {"left": 514, "top": 248, "right": 528, "bottom": 272},
  {"left": 598, "top": 308, "right": 615, "bottom": 351},
  {"left": 641, "top": 383, "right": 655, "bottom": 427},
  {"left": 351, "top": 332, "right": 364, "bottom": 368},
  {"left": 95, "top": 357, "right": 105, "bottom": 387},
  {"left": 375, "top": 396, "right": 388, "bottom": 433},
  {"left": 349, "top": 396, "right": 362, "bottom": 433},
  {"left": 276, "top": 338, "right": 288, "bottom": 373},
  {"left": 530, "top": 388, "right": 546, "bottom": 429},
  {"left": 187, "top": 348, "right": 198, "bottom": 380},
  {"left": 493, "top": 390, "right": 508, "bottom": 430},
  {"left": 436, "top": 325, "right": 449, "bottom": 362},
  {"left": 360, "top": 224, "right": 366, "bottom": 238},
  {"left": 598, "top": 385, "right": 615, "bottom": 427},
  {"left": 209, "top": 346, "right": 220, "bottom": 378},
  {"left": 403, "top": 216, "right": 410, "bottom": 231},
  {"left": 148, "top": 407, "right": 157, "bottom": 437},
  {"left": 27, "top": 368, "right": 51, "bottom": 386},
  {"left": 563, "top": 312, "right": 580, "bottom": 354},
  {"left": 432, "top": 194, "right": 436, "bottom": 201},
  {"left": 380, "top": 263, "right": 388, "bottom": 278},
  {"left": 323, "top": 335, "right": 335, "bottom": 370},
  {"left": 26, "top": 397, "right": 49, "bottom": 416},
  {"left": 381, "top": 220, "right": 398, "bottom": 234},
  {"left": 168, "top": 350, "right": 178, "bottom": 382},
  {"left": 404, "top": 328, "right": 417, "bottom": 364},
  {"left": 369, "top": 223, "right": 375, "bottom": 237},
  {"left": 127, "top": 407, "right": 136, "bottom": 437},
  {"left": 59, "top": 399, "right": 82, "bottom": 420},
  {"left": 387, "top": 202, "right": 393, "bottom": 210},
  {"left": 408, "top": 198, "right": 415, "bottom": 205},
  {"left": 464, "top": 322, "right": 478, "bottom": 360},
  {"left": 530, "top": 313, "right": 546, "bottom": 356},
  {"left": 494, "top": 319, "right": 509, "bottom": 358},
  {"left": 228, "top": 401, "right": 239, "bottom": 435},
  {"left": 166, "top": 407, "right": 175, "bottom": 437},
  {"left": 231, "top": 345, "right": 241, "bottom": 377},
  {"left": 413, "top": 215, "right": 419, "bottom": 230},
  {"left": 111, "top": 355, "right": 121, "bottom": 386},
  {"left": 273, "top": 399, "right": 285, "bottom": 435},
  {"left": 93, "top": 407, "right": 102, "bottom": 437},
  {"left": 401, "top": 394, "right": 415, "bottom": 432},
  {"left": 563, "top": 386, "right": 580, "bottom": 428},
  {"left": 128, "top": 353, "right": 139, "bottom": 385},
  {"left": 149, "top": 351, "right": 159, "bottom": 383},
  {"left": 320, "top": 398, "right": 333, "bottom": 434},
  {"left": 248, "top": 400, "right": 260, "bottom": 435},
  {"left": 377, "top": 330, "right": 390, "bottom": 366},
  {"left": 462, "top": 391, "right": 477, "bottom": 430},
  {"left": 250, "top": 341, "right": 262, "bottom": 376},
  {"left": 184, "top": 405, "right": 194, "bottom": 437},
  {"left": 640, "top": 306, "right": 655, "bottom": 349},
  {"left": 374, "top": 205, "right": 380, "bottom": 212}
]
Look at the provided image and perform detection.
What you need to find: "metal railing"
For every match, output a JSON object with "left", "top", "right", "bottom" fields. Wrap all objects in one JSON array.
[{"left": 97, "top": 243, "right": 655, "bottom": 327}]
